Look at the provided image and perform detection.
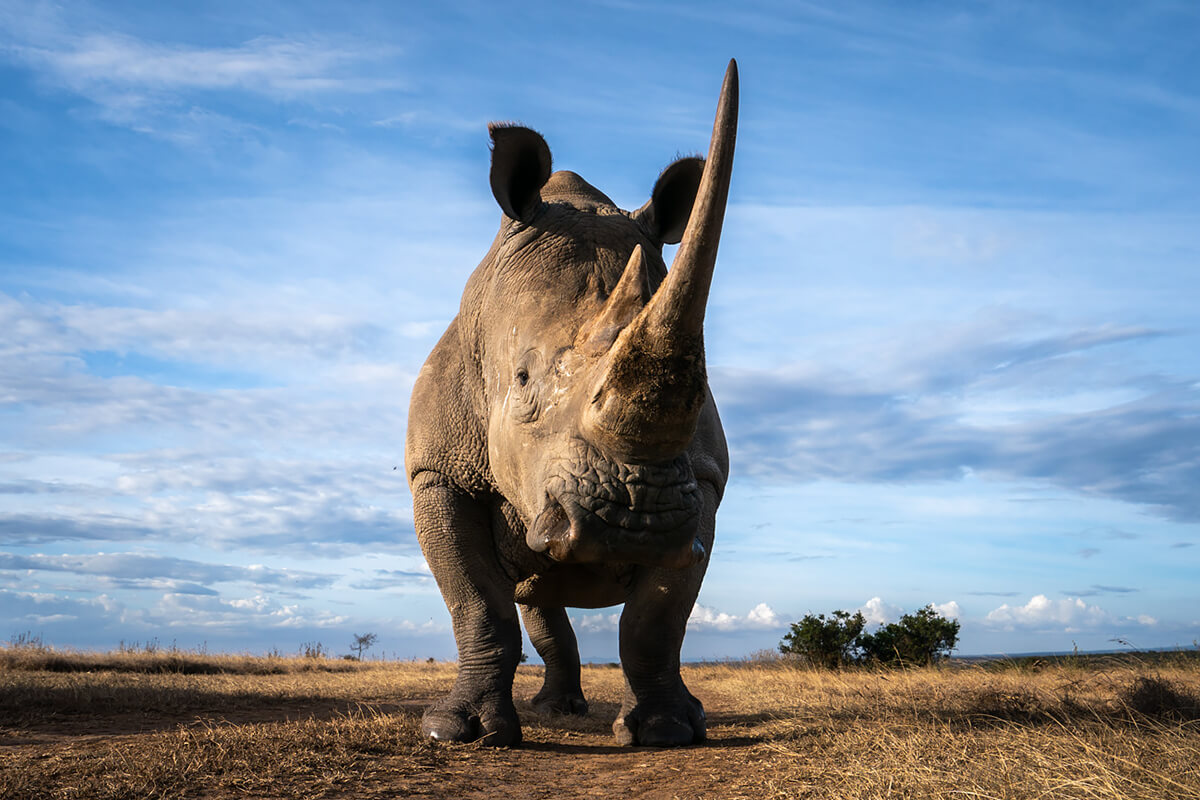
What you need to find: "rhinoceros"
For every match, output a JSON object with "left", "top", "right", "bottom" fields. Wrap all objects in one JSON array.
[{"left": 405, "top": 60, "right": 737, "bottom": 747}]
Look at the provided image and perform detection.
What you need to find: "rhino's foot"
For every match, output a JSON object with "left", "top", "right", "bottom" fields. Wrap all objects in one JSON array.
[
  {"left": 532, "top": 685, "right": 588, "bottom": 716},
  {"left": 421, "top": 695, "right": 521, "bottom": 747},
  {"left": 612, "top": 692, "right": 706, "bottom": 747}
]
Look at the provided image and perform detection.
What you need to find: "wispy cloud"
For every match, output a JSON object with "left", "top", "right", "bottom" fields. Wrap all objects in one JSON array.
[
  {"left": 2, "top": 294, "right": 406, "bottom": 378},
  {"left": 1, "top": 6, "right": 404, "bottom": 145},
  {"left": 0, "top": 588, "right": 119, "bottom": 627},
  {"left": 1061, "top": 585, "right": 1139, "bottom": 597},
  {"left": 0, "top": 513, "right": 156, "bottom": 546},
  {"left": 7, "top": 28, "right": 401, "bottom": 98},
  {"left": 0, "top": 552, "right": 335, "bottom": 589},
  {"left": 348, "top": 567, "right": 434, "bottom": 591},
  {"left": 712, "top": 318, "right": 1200, "bottom": 522}
]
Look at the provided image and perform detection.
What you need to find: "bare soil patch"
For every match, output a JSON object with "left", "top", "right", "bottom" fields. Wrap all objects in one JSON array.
[{"left": 2, "top": 651, "right": 1198, "bottom": 799}]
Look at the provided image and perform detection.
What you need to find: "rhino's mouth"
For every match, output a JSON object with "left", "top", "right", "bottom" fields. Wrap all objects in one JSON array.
[{"left": 526, "top": 440, "right": 704, "bottom": 569}]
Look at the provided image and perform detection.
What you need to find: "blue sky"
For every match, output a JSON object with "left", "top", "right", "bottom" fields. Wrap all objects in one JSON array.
[{"left": 1, "top": 0, "right": 1197, "bottom": 660}]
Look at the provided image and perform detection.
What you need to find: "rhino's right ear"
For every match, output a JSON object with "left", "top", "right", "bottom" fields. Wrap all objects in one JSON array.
[
  {"left": 489, "top": 124, "right": 552, "bottom": 222},
  {"left": 633, "top": 156, "right": 704, "bottom": 245}
]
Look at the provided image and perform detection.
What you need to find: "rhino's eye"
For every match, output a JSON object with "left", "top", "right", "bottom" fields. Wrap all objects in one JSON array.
[{"left": 516, "top": 368, "right": 530, "bottom": 387}]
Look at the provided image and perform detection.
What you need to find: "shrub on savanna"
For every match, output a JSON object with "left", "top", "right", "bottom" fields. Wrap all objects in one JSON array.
[
  {"left": 779, "top": 604, "right": 960, "bottom": 668},
  {"left": 859, "top": 605, "right": 961, "bottom": 666},
  {"left": 778, "top": 610, "right": 866, "bottom": 668}
]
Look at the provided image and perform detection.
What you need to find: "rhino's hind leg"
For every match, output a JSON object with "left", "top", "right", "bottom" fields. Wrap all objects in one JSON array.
[
  {"left": 520, "top": 604, "right": 588, "bottom": 716},
  {"left": 412, "top": 472, "right": 522, "bottom": 746}
]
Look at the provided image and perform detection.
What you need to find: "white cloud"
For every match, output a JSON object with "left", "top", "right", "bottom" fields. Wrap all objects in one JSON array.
[
  {"left": 570, "top": 603, "right": 784, "bottom": 635},
  {"left": 856, "top": 599, "right": 959, "bottom": 626},
  {"left": 688, "top": 602, "right": 783, "bottom": 632},
  {"left": 985, "top": 594, "right": 1158, "bottom": 633},
  {"left": 746, "top": 602, "right": 781, "bottom": 627},
  {"left": 859, "top": 596, "right": 903, "bottom": 626},
  {"left": 931, "top": 600, "right": 961, "bottom": 620},
  {"left": 571, "top": 612, "right": 621, "bottom": 634},
  {"left": 394, "top": 618, "right": 446, "bottom": 634},
  {"left": 688, "top": 604, "right": 738, "bottom": 631},
  {"left": 0, "top": 587, "right": 122, "bottom": 628},
  {"left": 155, "top": 591, "right": 348, "bottom": 630}
]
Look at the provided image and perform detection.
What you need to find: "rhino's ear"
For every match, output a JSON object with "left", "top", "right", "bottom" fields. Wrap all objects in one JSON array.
[
  {"left": 489, "top": 124, "right": 552, "bottom": 222},
  {"left": 633, "top": 156, "right": 704, "bottom": 245}
]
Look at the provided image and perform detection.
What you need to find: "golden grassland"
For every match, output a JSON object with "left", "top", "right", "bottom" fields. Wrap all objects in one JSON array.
[{"left": 1, "top": 644, "right": 1198, "bottom": 799}]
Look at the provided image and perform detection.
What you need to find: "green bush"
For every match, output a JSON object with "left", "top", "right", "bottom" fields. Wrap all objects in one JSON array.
[
  {"left": 779, "top": 610, "right": 866, "bottom": 668},
  {"left": 859, "top": 606, "right": 960, "bottom": 666},
  {"left": 779, "top": 604, "right": 960, "bottom": 668}
]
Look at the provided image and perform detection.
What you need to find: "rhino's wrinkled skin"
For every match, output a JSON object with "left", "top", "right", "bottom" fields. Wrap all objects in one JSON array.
[{"left": 405, "top": 61, "right": 738, "bottom": 747}]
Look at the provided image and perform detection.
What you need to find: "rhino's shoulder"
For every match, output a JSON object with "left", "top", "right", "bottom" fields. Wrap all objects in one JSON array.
[{"left": 405, "top": 315, "right": 491, "bottom": 496}]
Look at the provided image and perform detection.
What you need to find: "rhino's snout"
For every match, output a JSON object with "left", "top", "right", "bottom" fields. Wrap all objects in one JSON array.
[{"left": 525, "top": 441, "right": 705, "bottom": 569}]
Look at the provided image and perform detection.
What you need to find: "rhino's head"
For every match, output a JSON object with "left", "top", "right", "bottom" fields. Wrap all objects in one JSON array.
[{"left": 464, "top": 62, "right": 737, "bottom": 571}]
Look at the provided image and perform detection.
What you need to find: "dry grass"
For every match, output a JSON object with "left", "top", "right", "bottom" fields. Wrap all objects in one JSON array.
[
  {"left": 0, "top": 636, "right": 364, "bottom": 675},
  {"left": 686, "top": 659, "right": 1200, "bottom": 799},
  {"left": 2, "top": 646, "right": 1198, "bottom": 799}
]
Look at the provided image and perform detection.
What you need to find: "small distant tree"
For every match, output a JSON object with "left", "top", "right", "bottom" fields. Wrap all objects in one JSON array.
[
  {"left": 350, "top": 632, "right": 378, "bottom": 661},
  {"left": 779, "top": 610, "right": 866, "bottom": 668},
  {"left": 859, "top": 605, "right": 959, "bottom": 666}
]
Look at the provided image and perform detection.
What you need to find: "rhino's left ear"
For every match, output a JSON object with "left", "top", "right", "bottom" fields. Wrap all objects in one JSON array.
[
  {"left": 633, "top": 156, "right": 704, "bottom": 245},
  {"left": 489, "top": 123, "right": 552, "bottom": 222}
]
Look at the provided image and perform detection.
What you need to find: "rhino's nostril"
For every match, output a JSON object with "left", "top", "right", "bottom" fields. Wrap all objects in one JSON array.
[{"left": 526, "top": 499, "right": 569, "bottom": 554}]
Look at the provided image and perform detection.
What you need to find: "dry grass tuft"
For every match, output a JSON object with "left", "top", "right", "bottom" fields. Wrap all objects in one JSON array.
[{"left": 1119, "top": 674, "right": 1200, "bottom": 720}]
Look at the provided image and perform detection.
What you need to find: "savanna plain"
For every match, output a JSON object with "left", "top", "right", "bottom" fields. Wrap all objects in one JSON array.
[{"left": 2, "top": 642, "right": 1198, "bottom": 799}]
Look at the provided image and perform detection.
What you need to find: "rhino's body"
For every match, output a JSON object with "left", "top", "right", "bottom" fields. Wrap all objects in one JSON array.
[{"left": 406, "top": 62, "right": 738, "bottom": 747}]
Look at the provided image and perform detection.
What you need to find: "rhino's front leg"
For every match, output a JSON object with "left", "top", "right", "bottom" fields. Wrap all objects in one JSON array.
[
  {"left": 520, "top": 604, "right": 587, "bottom": 715},
  {"left": 612, "top": 485, "right": 717, "bottom": 747},
  {"left": 412, "top": 472, "right": 522, "bottom": 746}
]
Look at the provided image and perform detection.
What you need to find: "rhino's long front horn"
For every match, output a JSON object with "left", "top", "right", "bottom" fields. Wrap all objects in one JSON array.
[
  {"left": 584, "top": 60, "right": 738, "bottom": 463},
  {"left": 645, "top": 59, "right": 738, "bottom": 339}
]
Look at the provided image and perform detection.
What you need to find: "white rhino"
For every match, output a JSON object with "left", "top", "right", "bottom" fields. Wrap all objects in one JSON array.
[{"left": 406, "top": 61, "right": 738, "bottom": 747}]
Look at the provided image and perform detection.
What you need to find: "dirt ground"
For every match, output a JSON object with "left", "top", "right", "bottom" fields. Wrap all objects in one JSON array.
[{"left": 2, "top": 656, "right": 1199, "bottom": 799}]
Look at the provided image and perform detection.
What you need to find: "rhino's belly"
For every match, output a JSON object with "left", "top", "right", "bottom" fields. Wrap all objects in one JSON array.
[{"left": 513, "top": 562, "right": 635, "bottom": 609}]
